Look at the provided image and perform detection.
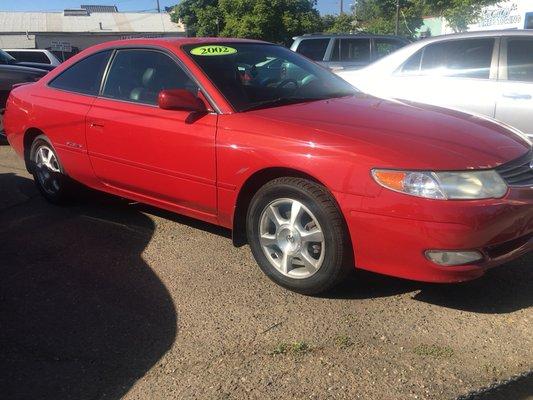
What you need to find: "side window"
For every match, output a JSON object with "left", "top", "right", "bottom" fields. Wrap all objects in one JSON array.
[
  {"left": 525, "top": 12, "right": 533, "bottom": 29},
  {"left": 331, "top": 39, "right": 370, "bottom": 63},
  {"left": 420, "top": 38, "right": 494, "bottom": 79},
  {"left": 49, "top": 50, "right": 112, "bottom": 95},
  {"left": 9, "top": 51, "right": 50, "bottom": 64},
  {"left": 506, "top": 39, "right": 533, "bottom": 82},
  {"left": 102, "top": 49, "right": 198, "bottom": 105},
  {"left": 295, "top": 39, "right": 329, "bottom": 61},
  {"left": 374, "top": 38, "right": 404, "bottom": 59},
  {"left": 400, "top": 49, "right": 423, "bottom": 74}
]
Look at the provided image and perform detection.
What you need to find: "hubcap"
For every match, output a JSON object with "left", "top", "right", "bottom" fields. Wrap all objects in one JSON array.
[
  {"left": 33, "top": 145, "right": 61, "bottom": 195},
  {"left": 259, "top": 198, "right": 325, "bottom": 279}
]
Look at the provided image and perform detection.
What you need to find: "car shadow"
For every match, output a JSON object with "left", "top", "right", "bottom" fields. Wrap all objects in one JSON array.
[
  {"left": 0, "top": 173, "right": 177, "bottom": 400},
  {"left": 324, "top": 254, "right": 532, "bottom": 314}
]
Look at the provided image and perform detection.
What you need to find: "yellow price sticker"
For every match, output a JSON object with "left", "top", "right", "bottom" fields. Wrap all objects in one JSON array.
[{"left": 190, "top": 45, "right": 237, "bottom": 56}]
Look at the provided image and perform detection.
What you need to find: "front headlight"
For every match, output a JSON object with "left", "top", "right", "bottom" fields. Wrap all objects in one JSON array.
[{"left": 372, "top": 169, "right": 508, "bottom": 200}]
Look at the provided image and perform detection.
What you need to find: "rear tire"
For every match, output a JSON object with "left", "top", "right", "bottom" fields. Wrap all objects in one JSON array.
[
  {"left": 30, "top": 135, "right": 71, "bottom": 204},
  {"left": 246, "top": 177, "right": 352, "bottom": 295}
]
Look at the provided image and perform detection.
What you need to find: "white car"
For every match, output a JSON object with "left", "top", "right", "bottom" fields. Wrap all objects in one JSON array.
[
  {"left": 3, "top": 49, "right": 61, "bottom": 67},
  {"left": 337, "top": 30, "right": 533, "bottom": 139}
]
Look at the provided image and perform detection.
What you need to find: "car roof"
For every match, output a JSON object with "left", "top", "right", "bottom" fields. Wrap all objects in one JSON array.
[
  {"left": 95, "top": 37, "right": 269, "bottom": 48},
  {"left": 3, "top": 48, "right": 51, "bottom": 51},
  {"left": 293, "top": 33, "right": 409, "bottom": 41},
  {"left": 417, "top": 29, "right": 533, "bottom": 44}
]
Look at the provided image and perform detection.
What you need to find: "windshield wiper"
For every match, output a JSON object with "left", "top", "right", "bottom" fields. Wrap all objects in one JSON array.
[{"left": 241, "top": 97, "right": 324, "bottom": 112}]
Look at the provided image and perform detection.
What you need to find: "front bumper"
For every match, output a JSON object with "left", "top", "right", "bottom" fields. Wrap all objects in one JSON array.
[{"left": 341, "top": 186, "right": 533, "bottom": 283}]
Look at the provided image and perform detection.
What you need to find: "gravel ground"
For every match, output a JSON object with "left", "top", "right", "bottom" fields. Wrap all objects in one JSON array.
[{"left": 0, "top": 144, "right": 531, "bottom": 400}]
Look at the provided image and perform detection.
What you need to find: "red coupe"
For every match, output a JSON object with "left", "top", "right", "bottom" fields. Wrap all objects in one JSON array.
[{"left": 4, "top": 38, "right": 533, "bottom": 294}]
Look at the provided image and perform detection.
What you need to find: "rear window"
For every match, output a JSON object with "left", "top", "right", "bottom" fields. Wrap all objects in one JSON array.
[
  {"left": 49, "top": 50, "right": 112, "bottom": 95},
  {"left": 7, "top": 51, "right": 50, "bottom": 64},
  {"left": 295, "top": 39, "right": 329, "bottom": 61},
  {"left": 374, "top": 38, "right": 404, "bottom": 59}
]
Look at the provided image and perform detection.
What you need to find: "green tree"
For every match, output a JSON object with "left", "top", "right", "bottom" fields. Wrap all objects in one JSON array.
[
  {"left": 219, "top": 0, "right": 322, "bottom": 43},
  {"left": 172, "top": 0, "right": 219, "bottom": 36},
  {"left": 355, "top": 0, "right": 424, "bottom": 37},
  {"left": 322, "top": 13, "right": 356, "bottom": 33},
  {"left": 426, "top": 0, "right": 499, "bottom": 32},
  {"left": 172, "top": 0, "right": 323, "bottom": 44},
  {"left": 354, "top": 0, "right": 499, "bottom": 36}
]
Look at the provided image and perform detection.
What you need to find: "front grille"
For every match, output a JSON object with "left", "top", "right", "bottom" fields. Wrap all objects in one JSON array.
[{"left": 496, "top": 149, "right": 533, "bottom": 186}]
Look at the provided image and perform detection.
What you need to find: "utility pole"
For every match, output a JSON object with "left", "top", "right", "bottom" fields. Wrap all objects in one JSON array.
[
  {"left": 395, "top": 0, "right": 400, "bottom": 35},
  {"left": 340, "top": 0, "right": 344, "bottom": 15},
  {"left": 156, "top": 0, "right": 161, "bottom": 12}
]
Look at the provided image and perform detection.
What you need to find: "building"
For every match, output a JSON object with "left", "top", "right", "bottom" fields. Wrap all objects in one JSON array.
[
  {"left": 419, "top": 0, "right": 533, "bottom": 37},
  {"left": 0, "top": 4, "right": 185, "bottom": 60}
]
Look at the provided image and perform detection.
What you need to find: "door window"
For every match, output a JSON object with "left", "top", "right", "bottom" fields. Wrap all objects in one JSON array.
[
  {"left": 102, "top": 49, "right": 198, "bottom": 105},
  {"left": 331, "top": 39, "right": 371, "bottom": 62},
  {"left": 49, "top": 50, "right": 112, "bottom": 95},
  {"left": 506, "top": 39, "right": 533, "bottom": 82},
  {"left": 420, "top": 38, "right": 494, "bottom": 79},
  {"left": 295, "top": 39, "right": 329, "bottom": 61}
]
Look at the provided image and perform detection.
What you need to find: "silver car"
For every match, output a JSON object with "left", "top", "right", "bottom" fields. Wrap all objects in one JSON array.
[
  {"left": 337, "top": 30, "right": 533, "bottom": 139},
  {"left": 291, "top": 33, "right": 409, "bottom": 70}
]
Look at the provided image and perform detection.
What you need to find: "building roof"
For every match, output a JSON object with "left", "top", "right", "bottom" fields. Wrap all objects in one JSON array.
[{"left": 0, "top": 11, "right": 184, "bottom": 33}]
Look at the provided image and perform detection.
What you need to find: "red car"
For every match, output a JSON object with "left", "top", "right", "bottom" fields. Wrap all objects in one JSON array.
[{"left": 4, "top": 38, "right": 533, "bottom": 294}]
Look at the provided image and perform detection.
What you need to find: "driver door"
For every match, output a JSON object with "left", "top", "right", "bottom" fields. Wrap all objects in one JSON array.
[{"left": 86, "top": 48, "right": 218, "bottom": 219}]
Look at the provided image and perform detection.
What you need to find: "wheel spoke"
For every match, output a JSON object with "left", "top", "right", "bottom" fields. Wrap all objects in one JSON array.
[
  {"left": 289, "top": 200, "right": 303, "bottom": 227},
  {"left": 300, "top": 228, "right": 324, "bottom": 243},
  {"left": 280, "top": 252, "right": 292, "bottom": 274},
  {"left": 265, "top": 204, "right": 286, "bottom": 228},
  {"left": 37, "top": 148, "right": 45, "bottom": 164},
  {"left": 260, "top": 233, "right": 277, "bottom": 247},
  {"left": 299, "top": 250, "right": 319, "bottom": 275},
  {"left": 44, "top": 149, "right": 53, "bottom": 164}
]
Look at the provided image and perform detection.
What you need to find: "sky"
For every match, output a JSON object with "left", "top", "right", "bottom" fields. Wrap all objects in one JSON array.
[{"left": 0, "top": 0, "right": 344, "bottom": 15}]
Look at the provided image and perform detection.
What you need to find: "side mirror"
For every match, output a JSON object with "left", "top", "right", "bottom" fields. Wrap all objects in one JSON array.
[{"left": 158, "top": 89, "right": 207, "bottom": 113}]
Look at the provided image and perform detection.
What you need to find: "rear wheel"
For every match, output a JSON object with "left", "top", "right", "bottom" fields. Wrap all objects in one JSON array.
[
  {"left": 246, "top": 177, "right": 352, "bottom": 295},
  {"left": 30, "top": 135, "right": 70, "bottom": 204}
]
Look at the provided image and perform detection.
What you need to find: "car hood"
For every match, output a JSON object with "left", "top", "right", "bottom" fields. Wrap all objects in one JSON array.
[{"left": 249, "top": 94, "right": 531, "bottom": 170}]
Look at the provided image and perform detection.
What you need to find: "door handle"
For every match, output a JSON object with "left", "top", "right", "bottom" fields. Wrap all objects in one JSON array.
[
  {"left": 502, "top": 93, "right": 532, "bottom": 100},
  {"left": 89, "top": 122, "right": 105, "bottom": 128}
]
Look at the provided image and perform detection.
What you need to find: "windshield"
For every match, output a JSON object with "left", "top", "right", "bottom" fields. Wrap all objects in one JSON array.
[
  {"left": 184, "top": 43, "right": 356, "bottom": 112},
  {"left": 0, "top": 49, "right": 16, "bottom": 64}
]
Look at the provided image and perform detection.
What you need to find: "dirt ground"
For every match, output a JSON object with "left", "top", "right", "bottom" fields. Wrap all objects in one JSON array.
[{"left": 0, "top": 143, "right": 531, "bottom": 400}]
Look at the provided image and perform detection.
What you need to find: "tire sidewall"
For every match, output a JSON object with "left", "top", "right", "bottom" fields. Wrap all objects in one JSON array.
[{"left": 247, "top": 181, "right": 345, "bottom": 294}]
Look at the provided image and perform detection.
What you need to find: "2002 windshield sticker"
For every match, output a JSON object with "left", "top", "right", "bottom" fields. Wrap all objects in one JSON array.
[{"left": 190, "top": 45, "right": 237, "bottom": 56}]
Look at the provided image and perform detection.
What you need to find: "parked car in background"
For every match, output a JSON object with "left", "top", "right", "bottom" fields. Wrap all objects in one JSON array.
[
  {"left": 290, "top": 33, "right": 410, "bottom": 70},
  {"left": 0, "top": 49, "right": 56, "bottom": 71},
  {"left": 4, "top": 38, "right": 533, "bottom": 294},
  {"left": 337, "top": 30, "right": 533, "bottom": 139},
  {"left": 4, "top": 48, "right": 61, "bottom": 67},
  {"left": 0, "top": 64, "right": 47, "bottom": 137}
]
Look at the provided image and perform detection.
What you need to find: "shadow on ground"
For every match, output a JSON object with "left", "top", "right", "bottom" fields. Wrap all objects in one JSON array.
[
  {"left": 325, "top": 253, "right": 532, "bottom": 314},
  {"left": 0, "top": 173, "right": 177, "bottom": 400}
]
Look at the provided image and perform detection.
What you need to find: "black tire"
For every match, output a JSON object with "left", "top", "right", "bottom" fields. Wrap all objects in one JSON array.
[
  {"left": 29, "top": 135, "right": 71, "bottom": 204},
  {"left": 246, "top": 177, "right": 353, "bottom": 295}
]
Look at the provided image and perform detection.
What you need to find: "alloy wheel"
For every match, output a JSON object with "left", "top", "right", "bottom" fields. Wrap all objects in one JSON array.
[{"left": 258, "top": 198, "right": 325, "bottom": 279}]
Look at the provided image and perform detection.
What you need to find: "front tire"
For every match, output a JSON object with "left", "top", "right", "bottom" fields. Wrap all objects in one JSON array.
[
  {"left": 246, "top": 177, "right": 352, "bottom": 295},
  {"left": 30, "top": 135, "right": 70, "bottom": 204}
]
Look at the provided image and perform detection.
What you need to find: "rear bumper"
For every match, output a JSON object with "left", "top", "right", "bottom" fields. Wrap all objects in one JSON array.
[{"left": 341, "top": 187, "right": 533, "bottom": 283}]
